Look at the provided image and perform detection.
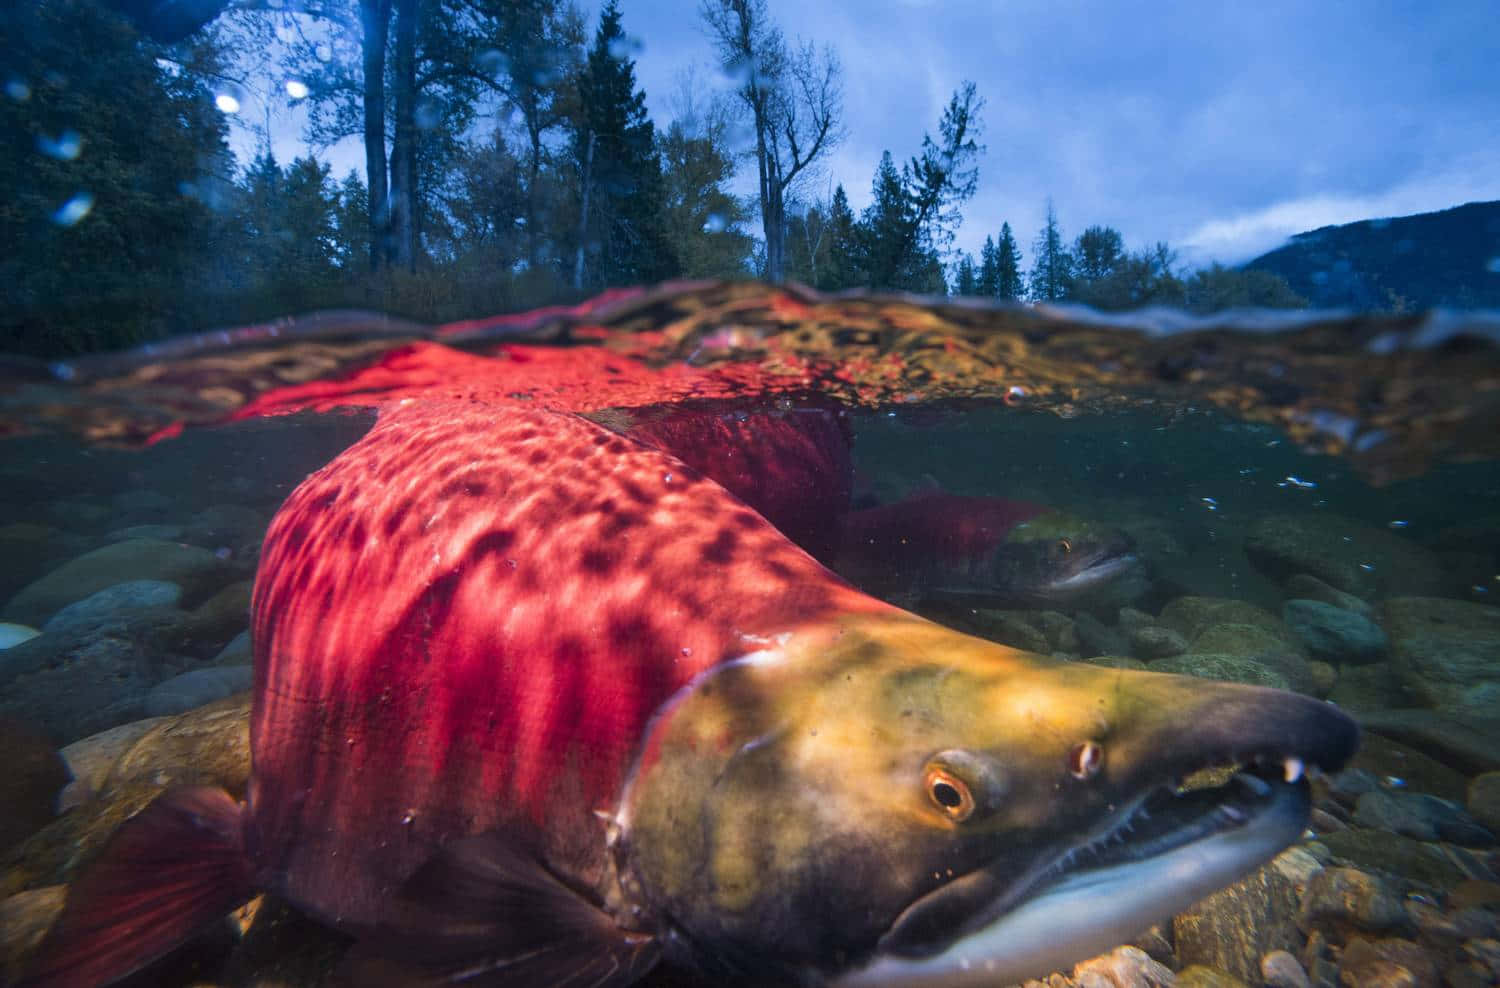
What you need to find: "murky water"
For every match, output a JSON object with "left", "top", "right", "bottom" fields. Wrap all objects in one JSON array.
[{"left": 2, "top": 284, "right": 1499, "bottom": 987}]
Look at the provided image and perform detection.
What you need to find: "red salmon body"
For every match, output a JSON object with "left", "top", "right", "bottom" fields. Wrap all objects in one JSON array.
[{"left": 247, "top": 401, "right": 888, "bottom": 930}]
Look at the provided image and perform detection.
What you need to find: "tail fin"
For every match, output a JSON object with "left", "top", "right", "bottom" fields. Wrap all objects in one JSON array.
[{"left": 18, "top": 786, "right": 255, "bottom": 988}]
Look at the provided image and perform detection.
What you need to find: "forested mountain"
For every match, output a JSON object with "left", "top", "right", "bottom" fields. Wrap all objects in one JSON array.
[{"left": 1244, "top": 200, "right": 1500, "bottom": 311}]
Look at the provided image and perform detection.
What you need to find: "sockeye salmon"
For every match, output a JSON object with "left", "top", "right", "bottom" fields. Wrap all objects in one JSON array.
[{"left": 22, "top": 400, "right": 1357, "bottom": 988}]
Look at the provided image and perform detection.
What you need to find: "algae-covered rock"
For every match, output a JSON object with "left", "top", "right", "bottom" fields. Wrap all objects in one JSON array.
[
  {"left": 3, "top": 538, "right": 241, "bottom": 625},
  {"left": 1174, "top": 850, "right": 1309, "bottom": 984},
  {"left": 1244, "top": 514, "right": 1449, "bottom": 599},
  {"left": 1151, "top": 652, "right": 1292, "bottom": 691},
  {"left": 1158, "top": 596, "right": 1296, "bottom": 646},
  {"left": 1282, "top": 599, "right": 1387, "bottom": 664},
  {"left": 1384, "top": 596, "right": 1500, "bottom": 711}
]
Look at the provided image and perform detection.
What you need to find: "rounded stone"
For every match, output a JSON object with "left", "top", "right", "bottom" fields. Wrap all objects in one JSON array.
[
  {"left": 1283, "top": 598, "right": 1387, "bottom": 664},
  {"left": 41, "top": 579, "right": 183, "bottom": 636},
  {"left": 2, "top": 538, "right": 241, "bottom": 626},
  {"left": 145, "top": 666, "right": 253, "bottom": 717},
  {"left": 1467, "top": 773, "right": 1500, "bottom": 835},
  {"left": 1129, "top": 624, "right": 1188, "bottom": 659}
]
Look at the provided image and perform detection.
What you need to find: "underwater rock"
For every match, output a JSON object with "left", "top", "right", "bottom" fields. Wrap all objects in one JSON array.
[
  {"left": 1283, "top": 573, "right": 1376, "bottom": 619},
  {"left": 0, "top": 523, "right": 90, "bottom": 609},
  {"left": 1244, "top": 514, "right": 1450, "bottom": 599},
  {"left": 100, "top": 523, "right": 188, "bottom": 543},
  {"left": 1317, "top": 830, "right": 1468, "bottom": 891},
  {"left": 1346, "top": 734, "right": 1469, "bottom": 805},
  {"left": 1173, "top": 847, "right": 1311, "bottom": 984},
  {"left": 0, "top": 630, "right": 163, "bottom": 743},
  {"left": 0, "top": 718, "right": 69, "bottom": 853},
  {"left": 1173, "top": 965, "right": 1249, "bottom": 987},
  {"left": 183, "top": 503, "right": 266, "bottom": 545},
  {"left": 0, "top": 622, "right": 40, "bottom": 649},
  {"left": 1075, "top": 611, "right": 1130, "bottom": 658},
  {"left": 44, "top": 499, "right": 113, "bottom": 532},
  {"left": 1296, "top": 866, "right": 1411, "bottom": 940},
  {"left": 1157, "top": 596, "right": 1297, "bottom": 647},
  {"left": 212, "top": 629, "right": 252, "bottom": 666},
  {"left": 1069, "top": 945, "right": 1176, "bottom": 987},
  {"left": 1466, "top": 774, "right": 1500, "bottom": 836},
  {"left": 2, "top": 537, "right": 241, "bottom": 626},
  {"left": 1359, "top": 709, "right": 1500, "bottom": 777},
  {"left": 1327, "top": 662, "right": 1410, "bottom": 713},
  {"left": 1337, "top": 936, "right": 1439, "bottom": 988},
  {"left": 109, "top": 488, "right": 175, "bottom": 518},
  {"left": 1352, "top": 790, "right": 1494, "bottom": 846},
  {"left": 41, "top": 579, "right": 183, "bottom": 636},
  {"left": 145, "top": 666, "right": 253, "bottom": 716},
  {"left": 1189, "top": 622, "right": 1302, "bottom": 659},
  {"left": 1129, "top": 624, "right": 1188, "bottom": 659},
  {"left": 1384, "top": 597, "right": 1500, "bottom": 711},
  {"left": 1148, "top": 653, "right": 1292, "bottom": 691},
  {"left": 1258, "top": 949, "right": 1311, "bottom": 988},
  {"left": 1282, "top": 599, "right": 1388, "bottom": 664},
  {"left": 962, "top": 609, "right": 1052, "bottom": 653}
]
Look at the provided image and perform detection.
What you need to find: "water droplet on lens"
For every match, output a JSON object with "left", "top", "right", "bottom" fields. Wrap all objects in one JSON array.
[
  {"left": 5, "top": 78, "right": 30, "bottom": 101},
  {"left": 37, "top": 129, "right": 82, "bottom": 160},
  {"left": 51, "top": 192, "right": 93, "bottom": 226},
  {"left": 702, "top": 212, "right": 727, "bottom": 233},
  {"left": 285, "top": 79, "right": 308, "bottom": 99},
  {"left": 215, "top": 93, "right": 240, "bottom": 113}
]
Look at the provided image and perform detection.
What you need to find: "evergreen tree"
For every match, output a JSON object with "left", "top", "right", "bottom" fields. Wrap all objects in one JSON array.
[
  {"left": 995, "top": 221, "right": 1023, "bottom": 299},
  {"left": 1028, "top": 202, "right": 1073, "bottom": 301},
  {"left": 954, "top": 253, "right": 978, "bottom": 296},
  {"left": 1073, "top": 242, "right": 1185, "bottom": 310},
  {"left": 977, "top": 235, "right": 999, "bottom": 296},
  {"left": 571, "top": 0, "right": 674, "bottom": 288},
  {"left": 1073, "top": 225, "right": 1124, "bottom": 283},
  {"left": 331, "top": 171, "right": 370, "bottom": 269},
  {"left": 823, "top": 184, "right": 861, "bottom": 290},
  {"left": 861, "top": 151, "right": 914, "bottom": 290},
  {"left": 0, "top": 0, "right": 235, "bottom": 355},
  {"left": 1184, "top": 264, "right": 1307, "bottom": 312}
]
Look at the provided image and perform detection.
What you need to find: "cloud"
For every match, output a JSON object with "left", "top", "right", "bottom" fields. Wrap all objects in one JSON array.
[{"left": 1180, "top": 150, "right": 1500, "bottom": 266}]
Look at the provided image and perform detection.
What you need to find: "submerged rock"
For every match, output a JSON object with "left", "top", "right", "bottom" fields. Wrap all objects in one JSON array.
[
  {"left": 2, "top": 537, "right": 241, "bottom": 626},
  {"left": 1283, "top": 573, "right": 1376, "bottom": 619},
  {"left": 1282, "top": 599, "right": 1387, "bottom": 664},
  {"left": 1244, "top": 514, "right": 1450, "bottom": 599},
  {"left": 0, "top": 623, "right": 40, "bottom": 650},
  {"left": 1384, "top": 597, "right": 1500, "bottom": 711},
  {"left": 1174, "top": 847, "right": 1312, "bottom": 984},
  {"left": 146, "top": 666, "right": 253, "bottom": 716},
  {"left": 41, "top": 579, "right": 183, "bottom": 636},
  {"left": 1150, "top": 653, "right": 1292, "bottom": 691},
  {"left": 1359, "top": 709, "right": 1500, "bottom": 776}
]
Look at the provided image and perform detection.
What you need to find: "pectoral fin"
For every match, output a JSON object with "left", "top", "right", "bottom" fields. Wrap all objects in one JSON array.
[{"left": 342, "top": 832, "right": 660, "bottom": 988}]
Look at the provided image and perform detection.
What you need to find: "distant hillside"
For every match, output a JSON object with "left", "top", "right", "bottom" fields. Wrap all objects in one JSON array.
[{"left": 1244, "top": 200, "right": 1500, "bottom": 311}]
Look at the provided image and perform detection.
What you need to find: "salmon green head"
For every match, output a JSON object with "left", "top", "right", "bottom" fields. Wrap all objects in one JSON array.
[{"left": 618, "top": 611, "right": 1356, "bottom": 985}]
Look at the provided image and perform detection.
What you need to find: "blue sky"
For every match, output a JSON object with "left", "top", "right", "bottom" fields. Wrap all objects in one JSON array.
[{"left": 246, "top": 0, "right": 1500, "bottom": 270}]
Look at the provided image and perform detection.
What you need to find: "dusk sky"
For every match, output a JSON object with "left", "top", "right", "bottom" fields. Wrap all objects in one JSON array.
[{"left": 251, "top": 0, "right": 1500, "bottom": 270}]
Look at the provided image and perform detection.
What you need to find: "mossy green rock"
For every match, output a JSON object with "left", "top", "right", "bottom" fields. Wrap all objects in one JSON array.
[{"left": 2, "top": 538, "right": 241, "bottom": 625}]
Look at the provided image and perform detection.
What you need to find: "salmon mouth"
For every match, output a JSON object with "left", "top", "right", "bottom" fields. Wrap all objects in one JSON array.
[{"left": 836, "top": 752, "right": 1332, "bottom": 988}]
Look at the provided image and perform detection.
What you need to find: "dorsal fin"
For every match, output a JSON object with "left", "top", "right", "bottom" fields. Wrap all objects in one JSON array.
[{"left": 342, "top": 831, "right": 660, "bottom": 987}]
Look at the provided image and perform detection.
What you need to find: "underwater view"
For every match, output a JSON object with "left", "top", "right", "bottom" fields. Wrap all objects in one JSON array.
[{"left": 4, "top": 1, "right": 1500, "bottom": 987}]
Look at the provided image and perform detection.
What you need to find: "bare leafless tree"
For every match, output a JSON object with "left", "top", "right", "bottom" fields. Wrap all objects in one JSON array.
[{"left": 699, "top": 0, "right": 842, "bottom": 283}]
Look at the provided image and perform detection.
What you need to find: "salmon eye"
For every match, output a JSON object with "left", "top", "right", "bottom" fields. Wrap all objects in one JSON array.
[
  {"left": 1068, "top": 740, "right": 1104, "bottom": 780},
  {"left": 924, "top": 767, "right": 975, "bottom": 821}
]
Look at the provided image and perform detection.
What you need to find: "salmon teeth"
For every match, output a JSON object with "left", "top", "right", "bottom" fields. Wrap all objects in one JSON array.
[{"left": 1284, "top": 757, "right": 1304, "bottom": 783}]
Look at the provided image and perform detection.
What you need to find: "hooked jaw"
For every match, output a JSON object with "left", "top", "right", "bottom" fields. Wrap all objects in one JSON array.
[{"left": 831, "top": 666, "right": 1357, "bottom": 988}]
